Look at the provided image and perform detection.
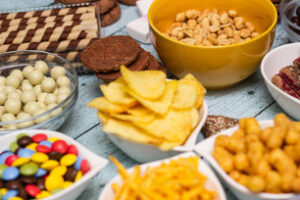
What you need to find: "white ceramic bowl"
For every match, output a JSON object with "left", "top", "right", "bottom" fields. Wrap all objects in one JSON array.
[
  {"left": 261, "top": 43, "right": 300, "bottom": 120},
  {"left": 0, "top": 129, "right": 109, "bottom": 200},
  {"left": 194, "top": 120, "right": 296, "bottom": 200},
  {"left": 105, "top": 101, "right": 208, "bottom": 163},
  {"left": 98, "top": 152, "right": 226, "bottom": 200}
]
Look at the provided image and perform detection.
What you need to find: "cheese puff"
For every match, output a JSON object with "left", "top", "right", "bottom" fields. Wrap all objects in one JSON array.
[
  {"left": 274, "top": 113, "right": 291, "bottom": 133},
  {"left": 238, "top": 174, "right": 250, "bottom": 187},
  {"left": 268, "top": 149, "right": 297, "bottom": 175},
  {"left": 297, "top": 168, "right": 300, "bottom": 177},
  {"left": 253, "top": 158, "right": 271, "bottom": 177},
  {"left": 292, "top": 178, "right": 300, "bottom": 192},
  {"left": 247, "top": 141, "right": 265, "bottom": 154},
  {"left": 225, "top": 137, "right": 246, "bottom": 154},
  {"left": 247, "top": 151, "right": 264, "bottom": 168},
  {"left": 281, "top": 173, "right": 294, "bottom": 192},
  {"left": 214, "top": 135, "right": 229, "bottom": 148},
  {"left": 238, "top": 118, "right": 247, "bottom": 130},
  {"left": 245, "top": 134, "right": 260, "bottom": 145},
  {"left": 260, "top": 127, "right": 272, "bottom": 144},
  {"left": 284, "top": 145, "right": 300, "bottom": 163},
  {"left": 266, "top": 127, "right": 284, "bottom": 149},
  {"left": 213, "top": 147, "right": 234, "bottom": 173},
  {"left": 245, "top": 118, "right": 261, "bottom": 136},
  {"left": 266, "top": 171, "right": 281, "bottom": 192},
  {"left": 233, "top": 153, "right": 249, "bottom": 172},
  {"left": 247, "top": 176, "right": 266, "bottom": 192},
  {"left": 285, "top": 124, "right": 300, "bottom": 145},
  {"left": 232, "top": 129, "right": 245, "bottom": 139},
  {"left": 229, "top": 170, "right": 241, "bottom": 182}
]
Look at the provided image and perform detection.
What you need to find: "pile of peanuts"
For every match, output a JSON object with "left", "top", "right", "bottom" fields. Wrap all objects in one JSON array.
[{"left": 165, "top": 9, "right": 260, "bottom": 46}]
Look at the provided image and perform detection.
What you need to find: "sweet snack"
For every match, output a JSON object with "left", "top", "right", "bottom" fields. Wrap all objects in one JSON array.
[
  {"left": 0, "top": 132, "right": 91, "bottom": 199},
  {"left": 272, "top": 57, "right": 300, "bottom": 100},
  {"left": 95, "top": 0, "right": 116, "bottom": 14},
  {"left": 110, "top": 156, "right": 215, "bottom": 200},
  {"left": 0, "top": 60, "right": 72, "bottom": 130},
  {"left": 56, "top": 0, "right": 93, "bottom": 4},
  {"left": 88, "top": 66, "right": 206, "bottom": 150},
  {"left": 118, "top": 0, "right": 137, "bottom": 6},
  {"left": 100, "top": 2, "right": 121, "bottom": 27},
  {"left": 202, "top": 115, "right": 238, "bottom": 138},
  {"left": 165, "top": 9, "right": 260, "bottom": 46},
  {"left": 213, "top": 113, "right": 300, "bottom": 193}
]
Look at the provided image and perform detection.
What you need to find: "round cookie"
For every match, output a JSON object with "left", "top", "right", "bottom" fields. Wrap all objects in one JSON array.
[
  {"left": 93, "top": 0, "right": 116, "bottom": 14},
  {"left": 158, "top": 65, "right": 167, "bottom": 73},
  {"left": 145, "top": 53, "right": 160, "bottom": 70},
  {"left": 56, "top": 0, "right": 93, "bottom": 4},
  {"left": 80, "top": 35, "right": 141, "bottom": 72},
  {"left": 118, "top": 0, "right": 137, "bottom": 6},
  {"left": 101, "top": 2, "right": 121, "bottom": 27}
]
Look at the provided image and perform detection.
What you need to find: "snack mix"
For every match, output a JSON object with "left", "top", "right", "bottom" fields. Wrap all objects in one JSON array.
[{"left": 165, "top": 9, "right": 260, "bottom": 46}]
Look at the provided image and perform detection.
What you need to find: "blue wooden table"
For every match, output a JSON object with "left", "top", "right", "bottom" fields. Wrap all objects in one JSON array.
[{"left": 0, "top": 1, "right": 291, "bottom": 199}]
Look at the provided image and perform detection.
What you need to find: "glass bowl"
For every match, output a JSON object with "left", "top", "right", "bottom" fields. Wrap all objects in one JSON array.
[
  {"left": 0, "top": 50, "right": 78, "bottom": 135},
  {"left": 280, "top": 0, "right": 300, "bottom": 42}
]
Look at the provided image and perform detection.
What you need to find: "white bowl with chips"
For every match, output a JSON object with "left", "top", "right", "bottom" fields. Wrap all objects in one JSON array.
[
  {"left": 0, "top": 129, "right": 109, "bottom": 200},
  {"left": 194, "top": 120, "right": 296, "bottom": 200},
  {"left": 98, "top": 152, "right": 226, "bottom": 200},
  {"left": 104, "top": 101, "right": 208, "bottom": 163}
]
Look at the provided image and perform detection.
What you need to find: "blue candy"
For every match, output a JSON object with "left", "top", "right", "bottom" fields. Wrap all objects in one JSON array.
[
  {"left": 17, "top": 148, "right": 35, "bottom": 158},
  {"left": 2, "top": 190, "right": 18, "bottom": 200},
  {"left": 39, "top": 140, "right": 52, "bottom": 148},
  {"left": 74, "top": 156, "right": 82, "bottom": 170},
  {"left": 2, "top": 167, "right": 19, "bottom": 181},
  {"left": 34, "top": 168, "right": 47, "bottom": 178},
  {"left": 0, "top": 152, "right": 13, "bottom": 164}
]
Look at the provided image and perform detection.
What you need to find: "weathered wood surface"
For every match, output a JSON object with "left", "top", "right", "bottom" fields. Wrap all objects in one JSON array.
[{"left": 0, "top": 2, "right": 293, "bottom": 199}]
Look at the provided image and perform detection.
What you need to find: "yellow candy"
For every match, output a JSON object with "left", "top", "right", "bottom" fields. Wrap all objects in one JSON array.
[
  {"left": 12, "top": 158, "right": 30, "bottom": 167},
  {"left": 0, "top": 188, "right": 7, "bottom": 195},
  {"left": 41, "top": 160, "right": 59, "bottom": 171},
  {"left": 50, "top": 166, "right": 67, "bottom": 176},
  {"left": 60, "top": 154, "right": 77, "bottom": 166},
  {"left": 26, "top": 143, "right": 38, "bottom": 151},
  {"left": 8, "top": 197, "right": 23, "bottom": 200},
  {"left": 75, "top": 170, "right": 83, "bottom": 182},
  {"left": 45, "top": 175, "right": 64, "bottom": 192},
  {"left": 48, "top": 137, "right": 60, "bottom": 142},
  {"left": 36, "top": 190, "right": 51, "bottom": 199},
  {"left": 31, "top": 152, "right": 49, "bottom": 163},
  {"left": 63, "top": 181, "right": 73, "bottom": 188}
]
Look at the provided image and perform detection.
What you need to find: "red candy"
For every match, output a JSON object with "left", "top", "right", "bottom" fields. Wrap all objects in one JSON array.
[
  {"left": 51, "top": 140, "right": 68, "bottom": 154},
  {"left": 32, "top": 133, "right": 47, "bottom": 143},
  {"left": 36, "top": 145, "right": 51, "bottom": 154},
  {"left": 5, "top": 155, "right": 18, "bottom": 166},
  {"left": 81, "top": 159, "right": 91, "bottom": 174},
  {"left": 67, "top": 144, "right": 78, "bottom": 155},
  {"left": 25, "top": 184, "right": 41, "bottom": 197}
]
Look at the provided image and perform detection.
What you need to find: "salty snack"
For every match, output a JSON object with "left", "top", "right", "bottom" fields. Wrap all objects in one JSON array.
[
  {"left": 0, "top": 132, "right": 90, "bottom": 200},
  {"left": 0, "top": 60, "right": 72, "bottom": 130},
  {"left": 213, "top": 113, "right": 300, "bottom": 193},
  {"left": 88, "top": 66, "right": 206, "bottom": 150},
  {"left": 272, "top": 57, "right": 300, "bottom": 100},
  {"left": 110, "top": 156, "right": 215, "bottom": 200},
  {"left": 165, "top": 9, "right": 260, "bottom": 46}
]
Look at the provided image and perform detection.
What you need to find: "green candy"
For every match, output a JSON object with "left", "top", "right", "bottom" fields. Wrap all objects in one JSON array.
[
  {"left": 51, "top": 188, "right": 63, "bottom": 195},
  {"left": 9, "top": 141, "right": 19, "bottom": 153},
  {"left": 16, "top": 133, "right": 28, "bottom": 140},
  {"left": 0, "top": 164, "right": 7, "bottom": 179},
  {"left": 20, "top": 163, "right": 38, "bottom": 176}
]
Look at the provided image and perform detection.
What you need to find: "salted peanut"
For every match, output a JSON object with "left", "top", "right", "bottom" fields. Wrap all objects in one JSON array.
[
  {"left": 219, "top": 39, "right": 233, "bottom": 45},
  {"left": 245, "top": 21, "right": 255, "bottom": 32},
  {"left": 193, "top": 34, "right": 203, "bottom": 43},
  {"left": 252, "top": 32, "right": 260, "bottom": 38},
  {"left": 207, "top": 35, "right": 219, "bottom": 45},
  {"left": 217, "top": 34, "right": 227, "bottom": 40},
  {"left": 194, "top": 24, "right": 201, "bottom": 31},
  {"left": 181, "top": 37, "right": 196, "bottom": 45},
  {"left": 177, "top": 31, "right": 184, "bottom": 40},
  {"left": 171, "top": 27, "right": 183, "bottom": 37},
  {"left": 183, "top": 29, "right": 193, "bottom": 37},
  {"left": 187, "top": 19, "right": 197, "bottom": 28},
  {"left": 211, "top": 33, "right": 218, "bottom": 39},
  {"left": 209, "top": 25, "right": 219, "bottom": 33},
  {"left": 224, "top": 27, "right": 233, "bottom": 37},
  {"left": 182, "top": 22, "right": 188, "bottom": 29},
  {"left": 171, "top": 22, "right": 182, "bottom": 29},
  {"left": 220, "top": 23, "right": 231, "bottom": 28},
  {"left": 202, "top": 9, "right": 210, "bottom": 17},
  {"left": 176, "top": 12, "right": 186, "bottom": 22},
  {"left": 234, "top": 17, "right": 244, "bottom": 29},
  {"left": 202, "top": 39, "right": 213, "bottom": 46},
  {"left": 211, "top": 14, "right": 220, "bottom": 27},
  {"left": 220, "top": 12, "right": 229, "bottom": 24},
  {"left": 186, "top": 9, "right": 200, "bottom": 19},
  {"left": 228, "top": 9, "right": 238, "bottom": 17},
  {"left": 240, "top": 29, "right": 251, "bottom": 39},
  {"left": 201, "top": 17, "right": 210, "bottom": 29},
  {"left": 233, "top": 32, "right": 241, "bottom": 43}
]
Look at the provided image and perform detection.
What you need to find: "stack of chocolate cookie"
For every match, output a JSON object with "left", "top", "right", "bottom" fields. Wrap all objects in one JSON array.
[
  {"left": 95, "top": 0, "right": 121, "bottom": 27},
  {"left": 80, "top": 35, "right": 166, "bottom": 82},
  {"left": 118, "top": 0, "right": 137, "bottom": 6}
]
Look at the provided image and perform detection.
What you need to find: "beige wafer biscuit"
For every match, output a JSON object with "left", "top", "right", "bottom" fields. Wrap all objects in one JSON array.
[
  {"left": 0, "top": 6, "right": 95, "bottom": 20},
  {"left": 0, "top": 12, "right": 95, "bottom": 27},
  {"left": 4, "top": 51, "right": 79, "bottom": 62},
  {"left": 0, "top": 38, "right": 97, "bottom": 53}
]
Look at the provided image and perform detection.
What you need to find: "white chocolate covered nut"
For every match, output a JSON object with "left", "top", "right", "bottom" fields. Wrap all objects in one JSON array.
[
  {"left": 44, "top": 93, "right": 56, "bottom": 105},
  {"left": 33, "top": 109, "right": 49, "bottom": 124},
  {"left": 21, "top": 90, "right": 36, "bottom": 104},
  {"left": 22, "top": 65, "right": 34, "bottom": 79},
  {"left": 50, "top": 66, "right": 66, "bottom": 80},
  {"left": 28, "top": 70, "right": 43, "bottom": 85},
  {"left": 10, "top": 69, "right": 24, "bottom": 82},
  {"left": 6, "top": 75, "right": 20, "bottom": 89},
  {"left": 56, "top": 76, "right": 70, "bottom": 88},
  {"left": 34, "top": 60, "right": 48, "bottom": 74},
  {"left": 0, "top": 85, "right": 5, "bottom": 92},
  {"left": 2, "top": 113, "right": 17, "bottom": 130},
  {"left": 33, "top": 85, "right": 42, "bottom": 96},
  {"left": 17, "top": 112, "right": 34, "bottom": 128},
  {"left": 0, "top": 77, "right": 6, "bottom": 85},
  {"left": 37, "top": 102, "right": 46, "bottom": 109},
  {"left": 0, "top": 91, "right": 7, "bottom": 105},
  {"left": 56, "top": 93, "right": 69, "bottom": 104},
  {"left": 47, "top": 103, "right": 62, "bottom": 117},
  {"left": 7, "top": 91, "right": 20, "bottom": 100},
  {"left": 58, "top": 87, "right": 71, "bottom": 96},
  {"left": 5, "top": 98, "right": 21, "bottom": 115},
  {"left": 21, "top": 80, "right": 33, "bottom": 91},
  {"left": 0, "top": 107, "right": 4, "bottom": 120},
  {"left": 38, "top": 93, "right": 47, "bottom": 103},
  {"left": 41, "top": 77, "right": 56, "bottom": 93},
  {"left": 24, "top": 102, "right": 40, "bottom": 115},
  {"left": 5, "top": 86, "right": 16, "bottom": 94}
]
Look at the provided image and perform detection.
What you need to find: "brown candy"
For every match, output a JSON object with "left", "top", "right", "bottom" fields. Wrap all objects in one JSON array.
[
  {"left": 36, "top": 178, "right": 46, "bottom": 190},
  {"left": 6, "top": 180, "right": 22, "bottom": 190},
  {"left": 17, "top": 136, "right": 33, "bottom": 147},
  {"left": 18, "top": 187, "right": 28, "bottom": 200},
  {"left": 20, "top": 175, "right": 37, "bottom": 184},
  {"left": 64, "top": 167, "right": 78, "bottom": 182},
  {"left": 48, "top": 151, "right": 63, "bottom": 161},
  {"left": 0, "top": 179, "right": 4, "bottom": 188}
]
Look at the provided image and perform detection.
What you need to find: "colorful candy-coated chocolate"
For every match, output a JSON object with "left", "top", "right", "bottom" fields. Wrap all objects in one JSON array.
[
  {"left": 45, "top": 175, "right": 64, "bottom": 192},
  {"left": 34, "top": 168, "right": 47, "bottom": 178},
  {"left": 36, "top": 145, "right": 51, "bottom": 154},
  {"left": 32, "top": 134, "right": 47, "bottom": 143},
  {"left": 0, "top": 165, "right": 8, "bottom": 178},
  {"left": 7, "top": 197, "right": 23, "bottom": 200},
  {"left": 25, "top": 184, "right": 41, "bottom": 197},
  {"left": 18, "top": 187, "right": 28, "bottom": 199},
  {"left": 0, "top": 152, "right": 13, "bottom": 164},
  {"left": 75, "top": 170, "right": 82, "bottom": 182},
  {"left": 16, "top": 133, "right": 27, "bottom": 140},
  {"left": 51, "top": 140, "right": 67, "bottom": 154},
  {"left": 0, "top": 188, "right": 7, "bottom": 195},
  {"left": 66, "top": 145, "right": 78, "bottom": 155},
  {"left": 36, "top": 178, "right": 45, "bottom": 190},
  {"left": 38, "top": 141, "right": 52, "bottom": 148},
  {"left": 4, "top": 155, "right": 18, "bottom": 166},
  {"left": 2, "top": 167, "right": 19, "bottom": 181},
  {"left": 35, "top": 190, "right": 50, "bottom": 199},
  {"left": 11, "top": 158, "right": 30, "bottom": 167},
  {"left": 81, "top": 159, "right": 91, "bottom": 174},
  {"left": 74, "top": 156, "right": 82, "bottom": 170},
  {"left": 20, "top": 163, "right": 38, "bottom": 176},
  {"left": 41, "top": 160, "right": 59, "bottom": 171},
  {"left": 64, "top": 167, "right": 78, "bottom": 182},
  {"left": 50, "top": 165, "right": 67, "bottom": 177},
  {"left": 17, "top": 136, "right": 33, "bottom": 148},
  {"left": 0, "top": 191, "right": 2, "bottom": 199},
  {"left": 50, "top": 188, "right": 63, "bottom": 195},
  {"left": 62, "top": 181, "right": 72, "bottom": 189},
  {"left": 60, "top": 154, "right": 77, "bottom": 167},
  {"left": 25, "top": 143, "right": 37, "bottom": 152},
  {"left": 48, "top": 151, "right": 63, "bottom": 161},
  {"left": 9, "top": 142, "right": 19, "bottom": 153},
  {"left": 6, "top": 180, "right": 22, "bottom": 190},
  {"left": 20, "top": 176, "right": 37, "bottom": 185},
  {"left": 31, "top": 152, "right": 49, "bottom": 163},
  {"left": 17, "top": 149, "right": 34, "bottom": 158},
  {"left": 47, "top": 137, "right": 60, "bottom": 143},
  {"left": 2, "top": 189, "right": 18, "bottom": 200}
]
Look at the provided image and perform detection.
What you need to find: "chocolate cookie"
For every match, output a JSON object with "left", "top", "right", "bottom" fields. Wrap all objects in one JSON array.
[
  {"left": 145, "top": 53, "right": 160, "bottom": 70},
  {"left": 119, "top": 0, "right": 137, "bottom": 5},
  {"left": 80, "top": 35, "right": 141, "bottom": 72},
  {"left": 56, "top": 0, "right": 93, "bottom": 4},
  {"left": 158, "top": 65, "right": 167, "bottom": 73},
  {"left": 101, "top": 2, "right": 121, "bottom": 27},
  {"left": 93, "top": 0, "right": 116, "bottom": 14}
]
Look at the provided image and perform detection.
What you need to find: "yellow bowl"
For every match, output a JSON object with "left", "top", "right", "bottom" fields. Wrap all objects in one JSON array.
[{"left": 148, "top": 0, "right": 277, "bottom": 89}]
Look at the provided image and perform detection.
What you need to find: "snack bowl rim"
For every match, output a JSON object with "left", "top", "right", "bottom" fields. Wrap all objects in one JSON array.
[
  {"left": 98, "top": 152, "right": 227, "bottom": 200},
  {"left": 0, "top": 50, "right": 78, "bottom": 131},
  {"left": 0, "top": 129, "right": 109, "bottom": 200},
  {"left": 194, "top": 120, "right": 296, "bottom": 200}
]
